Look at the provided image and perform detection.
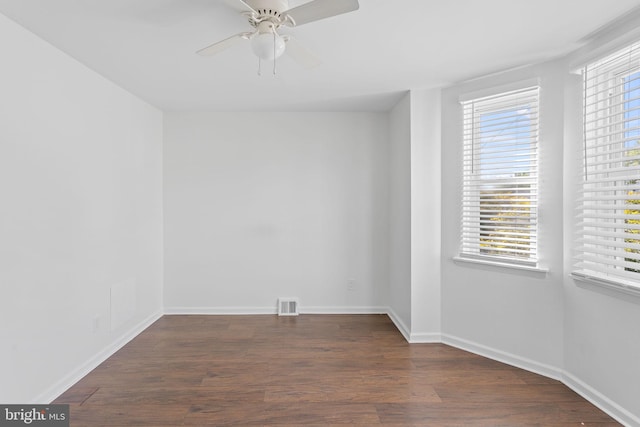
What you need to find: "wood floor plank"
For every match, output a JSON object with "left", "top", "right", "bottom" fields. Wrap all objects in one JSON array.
[
  {"left": 434, "top": 383, "right": 587, "bottom": 404},
  {"left": 66, "top": 402, "right": 191, "bottom": 427},
  {"left": 375, "top": 401, "right": 616, "bottom": 425},
  {"left": 53, "top": 386, "right": 99, "bottom": 405},
  {"left": 52, "top": 314, "right": 620, "bottom": 426}
]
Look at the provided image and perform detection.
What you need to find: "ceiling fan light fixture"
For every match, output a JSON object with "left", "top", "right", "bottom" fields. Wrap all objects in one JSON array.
[
  {"left": 251, "top": 32, "right": 286, "bottom": 61},
  {"left": 198, "top": 0, "right": 361, "bottom": 70}
]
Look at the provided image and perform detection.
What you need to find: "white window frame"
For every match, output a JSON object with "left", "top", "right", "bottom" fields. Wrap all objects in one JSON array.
[
  {"left": 572, "top": 40, "right": 640, "bottom": 292},
  {"left": 458, "top": 86, "right": 541, "bottom": 270}
]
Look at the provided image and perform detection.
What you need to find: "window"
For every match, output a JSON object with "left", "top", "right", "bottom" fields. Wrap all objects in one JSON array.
[
  {"left": 573, "top": 41, "right": 640, "bottom": 290},
  {"left": 460, "top": 87, "right": 540, "bottom": 267}
]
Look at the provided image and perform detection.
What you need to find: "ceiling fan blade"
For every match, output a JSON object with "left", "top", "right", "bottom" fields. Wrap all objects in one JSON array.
[
  {"left": 222, "top": 0, "right": 258, "bottom": 14},
  {"left": 196, "top": 32, "right": 251, "bottom": 56},
  {"left": 284, "top": 37, "right": 322, "bottom": 68},
  {"left": 284, "top": 0, "right": 359, "bottom": 27}
]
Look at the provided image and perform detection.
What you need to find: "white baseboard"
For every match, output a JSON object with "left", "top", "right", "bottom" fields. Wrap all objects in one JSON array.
[
  {"left": 385, "top": 309, "right": 440, "bottom": 343},
  {"left": 562, "top": 371, "right": 640, "bottom": 427},
  {"left": 164, "top": 306, "right": 277, "bottom": 315},
  {"left": 164, "top": 306, "right": 388, "bottom": 315},
  {"left": 409, "top": 332, "right": 442, "bottom": 343},
  {"left": 386, "top": 308, "right": 411, "bottom": 341},
  {"left": 301, "top": 306, "right": 387, "bottom": 314},
  {"left": 36, "top": 310, "right": 163, "bottom": 404},
  {"left": 441, "top": 333, "right": 563, "bottom": 381}
]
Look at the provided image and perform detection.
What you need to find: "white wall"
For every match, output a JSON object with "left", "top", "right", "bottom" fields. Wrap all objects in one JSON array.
[
  {"left": 163, "top": 112, "right": 389, "bottom": 313},
  {"left": 388, "top": 93, "right": 412, "bottom": 330},
  {"left": 441, "top": 62, "right": 566, "bottom": 376},
  {"left": 409, "top": 89, "right": 442, "bottom": 341},
  {"left": 388, "top": 89, "right": 443, "bottom": 341},
  {"left": 561, "top": 28, "right": 640, "bottom": 423},
  {"left": 0, "top": 14, "right": 164, "bottom": 403}
]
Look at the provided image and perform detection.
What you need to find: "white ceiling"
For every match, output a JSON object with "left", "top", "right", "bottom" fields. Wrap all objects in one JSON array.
[{"left": 1, "top": 0, "right": 640, "bottom": 112}]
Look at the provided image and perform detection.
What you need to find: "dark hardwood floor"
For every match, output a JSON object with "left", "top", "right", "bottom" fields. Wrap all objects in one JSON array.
[{"left": 53, "top": 314, "right": 620, "bottom": 426}]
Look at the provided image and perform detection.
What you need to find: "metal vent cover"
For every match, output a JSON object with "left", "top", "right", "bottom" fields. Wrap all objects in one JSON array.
[{"left": 277, "top": 297, "right": 299, "bottom": 316}]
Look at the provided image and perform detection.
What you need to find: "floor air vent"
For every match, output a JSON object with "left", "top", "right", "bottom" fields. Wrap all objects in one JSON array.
[{"left": 278, "top": 298, "right": 299, "bottom": 316}]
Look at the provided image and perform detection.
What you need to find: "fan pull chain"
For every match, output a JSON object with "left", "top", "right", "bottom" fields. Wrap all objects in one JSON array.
[
  {"left": 273, "top": 32, "right": 277, "bottom": 75},
  {"left": 255, "top": 32, "right": 279, "bottom": 77}
]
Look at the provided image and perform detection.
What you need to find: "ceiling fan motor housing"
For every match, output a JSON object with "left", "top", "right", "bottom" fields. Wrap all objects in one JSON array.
[{"left": 246, "top": 0, "right": 290, "bottom": 20}]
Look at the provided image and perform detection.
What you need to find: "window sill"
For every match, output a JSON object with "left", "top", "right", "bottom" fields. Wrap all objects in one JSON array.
[
  {"left": 453, "top": 256, "right": 549, "bottom": 274},
  {"left": 570, "top": 272, "right": 640, "bottom": 299}
]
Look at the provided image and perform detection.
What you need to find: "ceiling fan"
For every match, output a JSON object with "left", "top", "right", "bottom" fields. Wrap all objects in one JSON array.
[{"left": 197, "top": 0, "right": 359, "bottom": 72}]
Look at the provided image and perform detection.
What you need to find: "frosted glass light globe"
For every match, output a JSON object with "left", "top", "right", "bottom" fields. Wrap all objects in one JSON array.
[{"left": 251, "top": 32, "right": 286, "bottom": 61}]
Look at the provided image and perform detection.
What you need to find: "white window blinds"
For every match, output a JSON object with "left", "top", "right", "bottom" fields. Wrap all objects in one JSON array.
[
  {"left": 574, "top": 41, "right": 640, "bottom": 289},
  {"left": 461, "top": 87, "right": 540, "bottom": 265}
]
